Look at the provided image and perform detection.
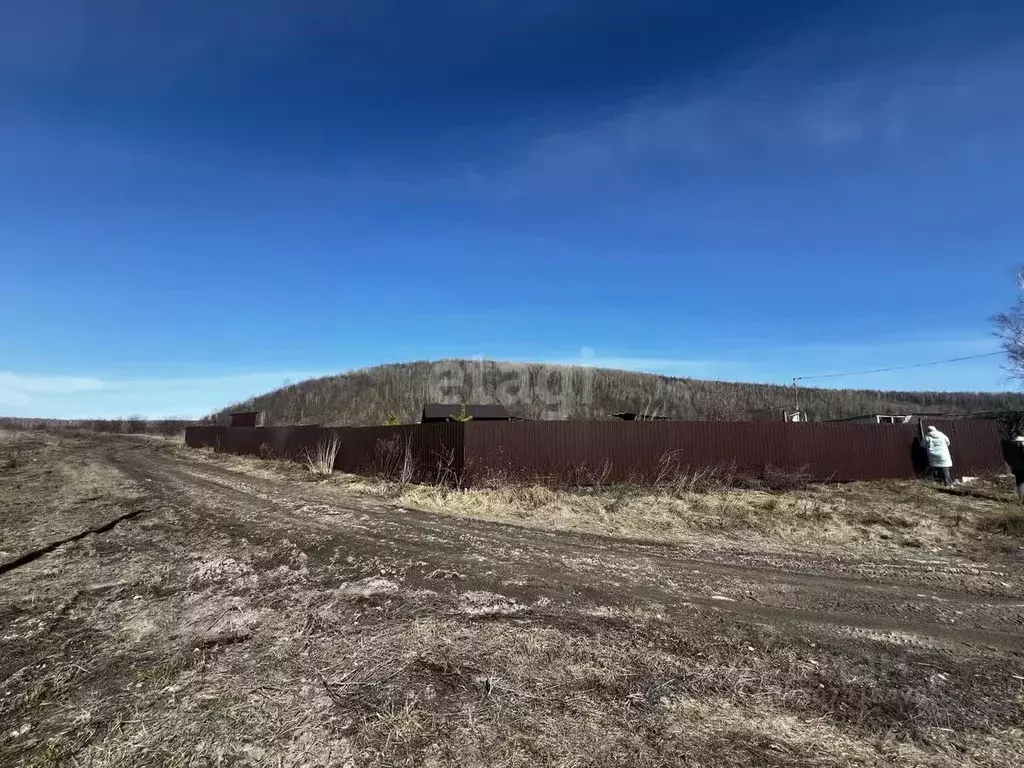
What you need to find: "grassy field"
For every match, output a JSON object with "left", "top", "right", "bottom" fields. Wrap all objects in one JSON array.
[{"left": 2, "top": 431, "right": 1024, "bottom": 767}]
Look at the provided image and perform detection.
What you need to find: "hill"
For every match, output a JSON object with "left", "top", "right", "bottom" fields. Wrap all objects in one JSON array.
[{"left": 220, "top": 359, "right": 1024, "bottom": 426}]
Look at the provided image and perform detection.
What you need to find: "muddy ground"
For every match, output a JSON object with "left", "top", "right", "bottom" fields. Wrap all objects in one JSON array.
[{"left": 1, "top": 431, "right": 1023, "bottom": 767}]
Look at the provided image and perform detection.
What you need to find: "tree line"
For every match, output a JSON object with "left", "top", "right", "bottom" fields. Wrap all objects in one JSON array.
[{"left": 219, "top": 360, "right": 1024, "bottom": 427}]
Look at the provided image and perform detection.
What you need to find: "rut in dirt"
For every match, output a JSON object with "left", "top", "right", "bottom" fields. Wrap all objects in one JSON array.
[{"left": 0, "top": 509, "right": 148, "bottom": 577}]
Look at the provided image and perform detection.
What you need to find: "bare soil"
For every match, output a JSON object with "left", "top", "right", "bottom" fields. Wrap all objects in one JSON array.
[{"left": 2, "top": 431, "right": 1023, "bottom": 767}]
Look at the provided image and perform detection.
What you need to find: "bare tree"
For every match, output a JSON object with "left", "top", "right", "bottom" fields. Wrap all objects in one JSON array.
[
  {"left": 995, "top": 269, "right": 1024, "bottom": 384},
  {"left": 698, "top": 387, "right": 745, "bottom": 421}
]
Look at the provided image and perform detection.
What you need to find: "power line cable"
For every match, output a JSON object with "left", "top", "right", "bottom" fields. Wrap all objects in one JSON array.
[{"left": 794, "top": 351, "right": 1002, "bottom": 383}]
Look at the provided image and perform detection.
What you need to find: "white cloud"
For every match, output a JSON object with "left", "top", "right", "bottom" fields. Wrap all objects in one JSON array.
[
  {"left": 496, "top": 39, "right": 1024, "bottom": 193},
  {"left": 0, "top": 372, "right": 106, "bottom": 407},
  {"left": 0, "top": 370, "right": 321, "bottom": 419}
]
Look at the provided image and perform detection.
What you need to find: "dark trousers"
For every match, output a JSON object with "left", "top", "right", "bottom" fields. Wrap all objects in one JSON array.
[{"left": 934, "top": 467, "right": 952, "bottom": 486}]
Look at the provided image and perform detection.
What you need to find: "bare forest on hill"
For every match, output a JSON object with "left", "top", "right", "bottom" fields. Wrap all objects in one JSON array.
[
  {"left": 0, "top": 416, "right": 200, "bottom": 435},
  {"left": 220, "top": 360, "right": 1024, "bottom": 427}
]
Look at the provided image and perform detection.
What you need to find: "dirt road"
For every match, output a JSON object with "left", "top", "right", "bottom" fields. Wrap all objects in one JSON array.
[
  {"left": 105, "top": 435, "right": 1024, "bottom": 652},
  {"left": 2, "top": 432, "right": 1023, "bottom": 767}
]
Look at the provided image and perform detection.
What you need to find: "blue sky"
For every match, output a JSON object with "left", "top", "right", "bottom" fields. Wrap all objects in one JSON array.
[{"left": 2, "top": 0, "right": 1023, "bottom": 418}]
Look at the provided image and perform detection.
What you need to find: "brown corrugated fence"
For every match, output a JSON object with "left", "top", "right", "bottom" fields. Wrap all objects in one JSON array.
[
  {"left": 185, "top": 423, "right": 463, "bottom": 482},
  {"left": 461, "top": 419, "right": 1002, "bottom": 483},
  {"left": 185, "top": 419, "right": 1004, "bottom": 485}
]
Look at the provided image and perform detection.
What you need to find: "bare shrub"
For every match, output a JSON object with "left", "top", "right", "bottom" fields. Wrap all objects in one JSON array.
[
  {"left": 400, "top": 443, "right": 414, "bottom": 484},
  {"left": 760, "top": 464, "right": 816, "bottom": 492},
  {"left": 995, "top": 268, "right": 1024, "bottom": 385},
  {"left": 653, "top": 452, "right": 737, "bottom": 494},
  {"left": 680, "top": 464, "right": 738, "bottom": 494},
  {"left": 696, "top": 387, "right": 746, "bottom": 421},
  {"left": 434, "top": 445, "right": 467, "bottom": 490},
  {"left": 502, "top": 455, "right": 815, "bottom": 497},
  {"left": 373, "top": 433, "right": 415, "bottom": 484},
  {"left": 304, "top": 433, "right": 341, "bottom": 477},
  {"left": 648, "top": 452, "right": 817, "bottom": 495},
  {"left": 569, "top": 460, "right": 613, "bottom": 493},
  {"left": 122, "top": 415, "right": 146, "bottom": 434},
  {"left": 463, "top": 455, "right": 521, "bottom": 490}
]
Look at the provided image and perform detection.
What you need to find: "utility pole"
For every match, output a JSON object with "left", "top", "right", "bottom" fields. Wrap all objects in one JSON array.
[{"left": 792, "top": 377, "right": 801, "bottom": 421}]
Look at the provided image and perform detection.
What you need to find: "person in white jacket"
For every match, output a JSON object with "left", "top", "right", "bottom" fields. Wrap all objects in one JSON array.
[{"left": 923, "top": 426, "right": 953, "bottom": 487}]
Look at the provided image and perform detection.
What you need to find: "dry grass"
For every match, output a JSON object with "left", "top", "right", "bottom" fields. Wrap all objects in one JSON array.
[
  {"left": 287, "top": 607, "right": 1024, "bottom": 768},
  {"left": 174, "top": 440, "right": 1024, "bottom": 555},
  {"left": 304, "top": 433, "right": 342, "bottom": 477},
  {"left": 329, "top": 474, "right": 1024, "bottom": 556},
  {"left": 977, "top": 509, "right": 1024, "bottom": 537}
]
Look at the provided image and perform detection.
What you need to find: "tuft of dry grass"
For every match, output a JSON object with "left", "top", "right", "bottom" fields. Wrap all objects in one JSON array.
[{"left": 304, "top": 433, "right": 342, "bottom": 477}]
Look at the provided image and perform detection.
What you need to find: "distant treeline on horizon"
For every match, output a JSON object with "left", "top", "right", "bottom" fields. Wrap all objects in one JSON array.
[{"left": 0, "top": 416, "right": 204, "bottom": 435}]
